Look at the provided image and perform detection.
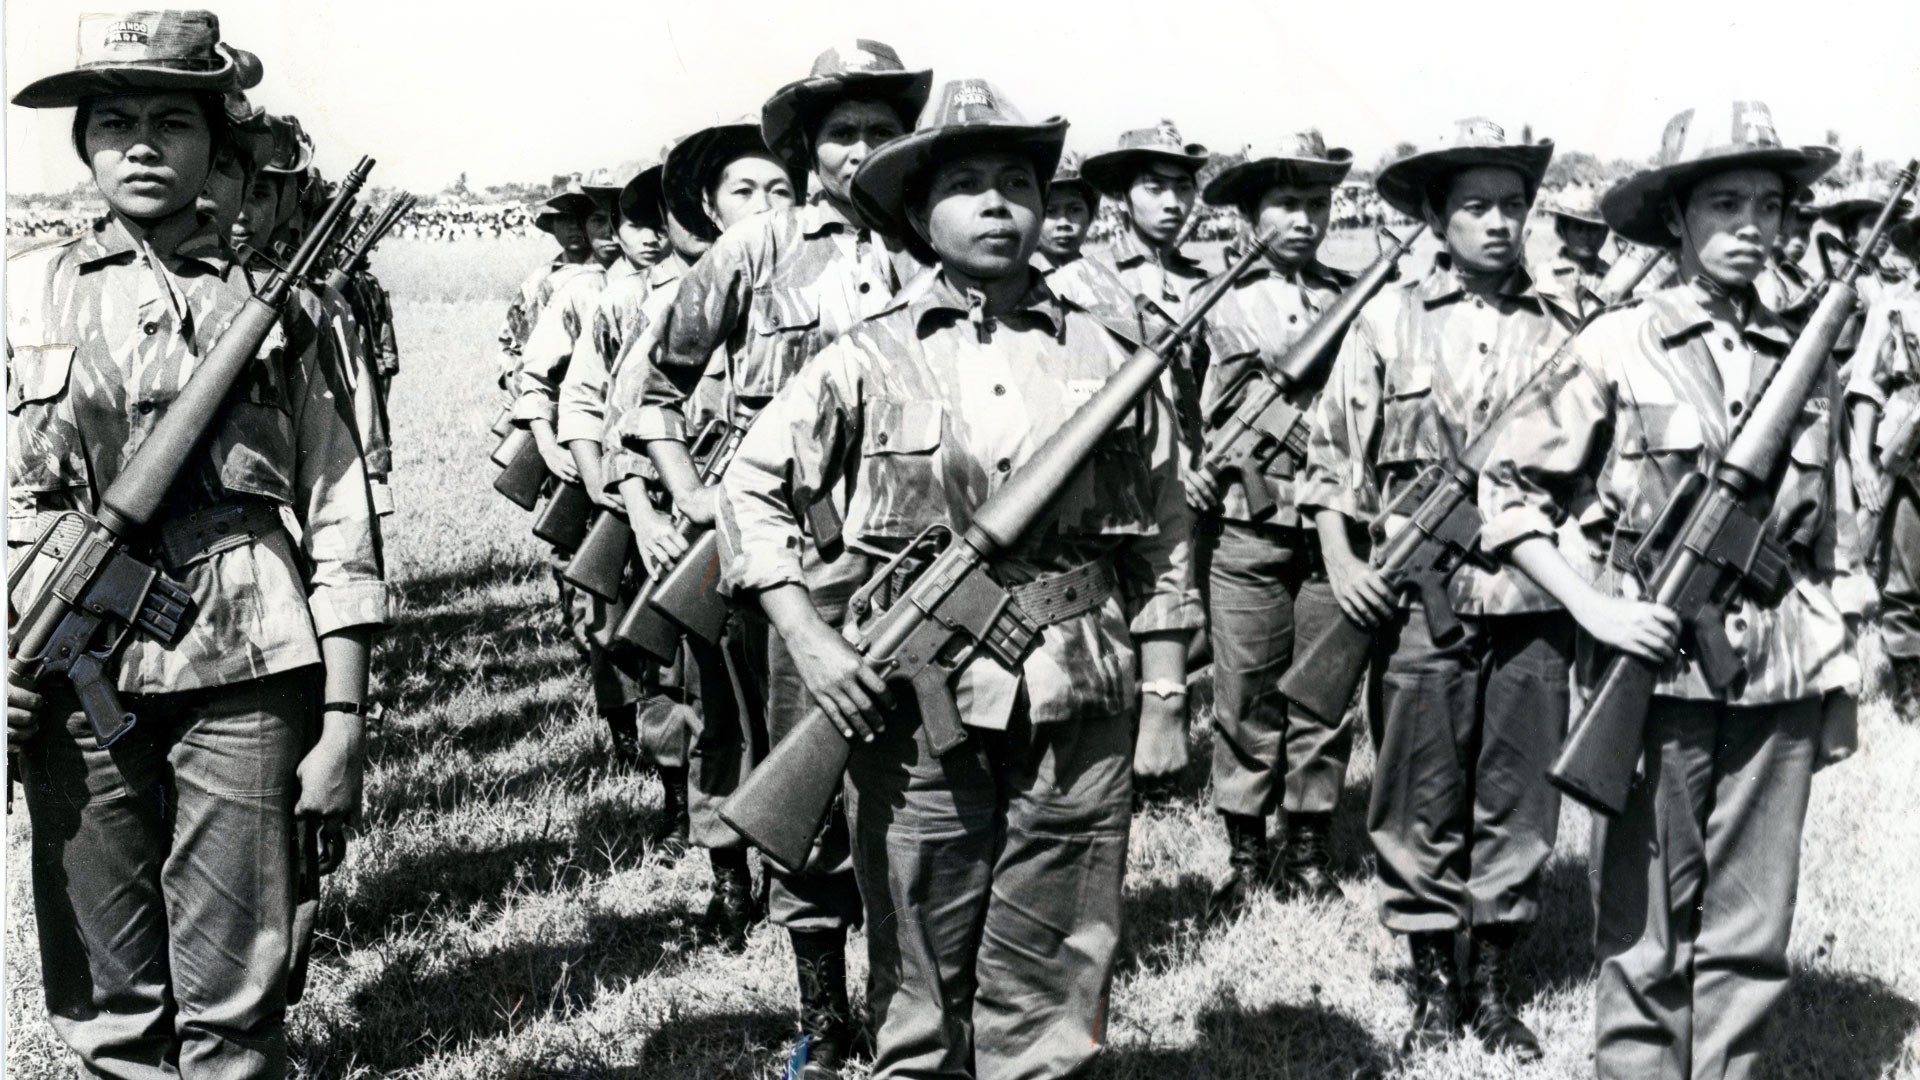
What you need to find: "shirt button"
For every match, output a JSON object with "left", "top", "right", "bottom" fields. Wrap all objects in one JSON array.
[
  {"left": 1732, "top": 617, "right": 1748, "bottom": 632},
  {"left": 859, "top": 282, "right": 871, "bottom": 294},
  {"left": 1288, "top": 315, "right": 1298, "bottom": 324},
  {"left": 136, "top": 400, "right": 154, "bottom": 415},
  {"left": 1475, "top": 399, "right": 1491, "bottom": 415},
  {"left": 1478, "top": 343, "right": 1490, "bottom": 354},
  {"left": 876, "top": 432, "right": 889, "bottom": 446},
  {"left": 1729, "top": 400, "right": 1743, "bottom": 416},
  {"left": 993, "top": 384, "right": 1006, "bottom": 396},
  {"left": 1722, "top": 337, "right": 1735, "bottom": 350},
  {"left": 143, "top": 322, "right": 159, "bottom": 336},
  {"left": 996, "top": 458, "right": 1012, "bottom": 473},
  {"left": 1474, "top": 298, "right": 1485, "bottom": 309}
]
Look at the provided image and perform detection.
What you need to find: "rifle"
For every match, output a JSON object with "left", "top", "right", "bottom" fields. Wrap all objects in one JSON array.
[
  {"left": 609, "top": 419, "right": 748, "bottom": 663},
  {"left": 563, "top": 510, "right": 632, "bottom": 602},
  {"left": 531, "top": 480, "right": 593, "bottom": 553},
  {"left": 491, "top": 428, "right": 547, "bottom": 510},
  {"left": 322, "top": 194, "right": 415, "bottom": 296},
  {"left": 719, "top": 226, "right": 1283, "bottom": 872},
  {"left": 1278, "top": 234, "right": 1670, "bottom": 725},
  {"left": 1196, "top": 224, "right": 1426, "bottom": 521},
  {"left": 7, "top": 159, "right": 374, "bottom": 755},
  {"left": 1550, "top": 160, "right": 1918, "bottom": 816}
]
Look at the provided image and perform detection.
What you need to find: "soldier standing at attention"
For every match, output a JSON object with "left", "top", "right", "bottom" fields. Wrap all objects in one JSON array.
[
  {"left": 1184, "top": 131, "right": 1360, "bottom": 919},
  {"left": 718, "top": 79, "right": 1199, "bottom": 1080},
  {"left": 497, "top": 183, "right": 599, "bottom": 390},
  {"left": 637, "top": 42, "right": 931, "bottom": 1078},
  {"left": 1036, "top": 150, "right": 1096, "bottom": 269},
  {"left": 7, "top": 13, "right": 387, "bottom": 1077},
  {"left": 1534, "top": 185, "right": 1614, "bottom": 319},
  {"left": 1479, "top": 102, "right": 1852, "bottom": 1080},
  {"left": 1297, "top": 117, "right": 1577, "bottom": 1060}
]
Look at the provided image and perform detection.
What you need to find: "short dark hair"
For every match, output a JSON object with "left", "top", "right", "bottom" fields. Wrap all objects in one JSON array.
[{"left": 72, "top": 91, "right": 242, "bottom": 172}]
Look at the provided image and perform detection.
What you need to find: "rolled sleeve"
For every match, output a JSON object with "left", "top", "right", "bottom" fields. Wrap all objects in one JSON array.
[
  {"left": 647, "top": 223, "right": 761, "bottom": 415},
  {"left": 1480, "top": 344, "right": 1612, "bottom": 557},
  {"left": 515, "top": 281, "right": 591, "bottom": 424},
  {"left": 557, "top": 305, "right": 615, "bottom": 444},
  {"left": 1296, "top": 312, "right": 1382, "bottom": 521},
  {"left": 294, "top": 306, "right": 389, "bottom": 634},
  {"left": 1846, "top": 301, "right": 1898, "bottom": 405}
]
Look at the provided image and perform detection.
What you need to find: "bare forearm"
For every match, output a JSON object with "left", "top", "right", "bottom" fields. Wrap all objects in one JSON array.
[
  {"left": 1314, "top": 508, "right": 1361, "bottom": 564},
  {"left": 1508, "top": 537, "right": 1606, "bottom": 621},
  {"left": 318, "top": 628, "right": 372, "bottom": 743},
  {"left": 645, "top": 439, "right": 704, "bottom": 502},
  {"left": 1136, "top": 632, "right": 1187, "bottom": 686},
  {"left": 567, "top": 439, "right": 604, "bottom": 496},
  {"left": 1851, "top": 398, "right": 1880, "bottom": 462}
]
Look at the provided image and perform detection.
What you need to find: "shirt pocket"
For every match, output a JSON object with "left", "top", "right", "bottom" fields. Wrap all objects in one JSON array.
[
  {"left": 1613, "top": 401, "right": 1706, "bottom": 533},
  {"left": 1774, "top": 404, "right": 1833, "bottom": 549},
  {"left": 857, "top": 398, "right": 946, "bottom": 540},
  {"left": 740, "top": 287, "right": 821, "bottom": 399},
  {"left": 1059, "top": 411, "right": 1155, "bottom": 536},
  {"left": 210, "top": 333, "right": 298, "bottom": 503},
  {"left": 1375, "top": 362, "right": 1438, "bottom": 468},
  {"left": 6, "top": 344, "right": 89, "bottom": 493}
]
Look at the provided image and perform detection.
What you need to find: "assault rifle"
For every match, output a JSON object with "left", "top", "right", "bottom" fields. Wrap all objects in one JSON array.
[
  {"left": 1278, "top": 242, "right": 1670, "bottom": 725},
  {"left": 322, "top": 193, "right": 415, "bottom": 295},
  {"left": 491, "top": 428, "right": 547, "bottom": 510},
  {"left": 1197, "top": 224, "right": 1425, "bottom": 520},
  {"left": 719, "top": 227, "right": 1282, "bottom": 872},
  {"left": 7, "top": 159, "right": 374, "bottom": 754},
  {"left": 1551, "top": 160, "right": 1919, "bottom": 815}
]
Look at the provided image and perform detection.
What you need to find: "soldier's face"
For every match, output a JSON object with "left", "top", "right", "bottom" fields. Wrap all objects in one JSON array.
[
  {"left": 1672, "top": 168, "right": 1784, "bottom": 288},
  {"left": 1849, "top": 212, "right": 1890, "bottom": 262},
  {"left": 586, "top": 205, "right": 620, "bottom": 265},
  {"left": 1433, "top": 166, "right": 1531, "bottom": 274},
  {"left": 1126, "top": 162, "right": 1197, "bottom": 245},
  {"left": 1782, "top": 216, "right": 1812, "bottom": 262},
  {"left": 1554, "top": 217, "right": 1610, "bottom": 261},
  {"left": 551, "top": 215, "right": 589, "bottom": 256},
  {"left": 914, "top": 151, "right": 1043, "bottom": 280},
  {"left": 82, "top": 91, "right": 215, "bottom": 221},
  {"left": 1039, "top": 188, "right": 1092, "bottom": 261},
  {"left": 1253, "top": 182, "right": 1333, "bottom": 266},
  {"left": 705, "top": 154, "right": 797, "bottom": 231},
  {"left": 616, "top": 219, "right": 666, "bottom": 268},
  {"left": 233, "top": 173, "right": 289, "bottom": 251},
  {"left": 814, "top": 100, "right": 906, "bottom": 204}
]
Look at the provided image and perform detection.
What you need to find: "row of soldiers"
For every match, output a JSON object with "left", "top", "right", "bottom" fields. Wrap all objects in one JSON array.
[{"left": 490, "top": 36, "right": 1918, "bottom": 1080}]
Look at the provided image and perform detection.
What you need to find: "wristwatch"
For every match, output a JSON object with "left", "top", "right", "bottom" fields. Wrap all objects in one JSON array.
[{"left": 1139, "top": 679, "right": 1188, "bottom": 700}]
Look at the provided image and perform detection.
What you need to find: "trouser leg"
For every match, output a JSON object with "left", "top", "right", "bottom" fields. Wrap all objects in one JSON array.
[
  {"left": 1205, "top": 521, "right": 1306, "bottom": 819},
  {"left": 24, "top": 688, "right": 175, "bottom": 1080},
  {"left": 1593, "top": 699, "right": 1717, "bottom": 1080},
  {"left": 162, "top": 671, "right": 308, "bottom": 1080},
  {"left": 1879, "top": 480, "right": 1920, "bottom": 657},
  {"left": 1466, "top": 613, "right": 1572, "bottom": 928},
  {"left": 1369, "top": 606, "right": 1478, "bottom": 933},
  {"left": 685, "top": 616, "right": 763, "bottom": 851},
  {"left": 1689, "top": 699, "right": 1819, "bottom": 1080},
  {"left": 972, "top": 712, "right": 1132, "bottom": 1080},
  {"left": 1282, "top": 577, "right": 1356, "bottom": 815},
  {"left": 847, "top": 704, "right": 998, "bottom": 1079}
]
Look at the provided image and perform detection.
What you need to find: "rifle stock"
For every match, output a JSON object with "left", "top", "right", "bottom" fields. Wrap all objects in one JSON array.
[
  {"left": 562, "top": 512, "right": 633, "bottom": 600},
  {"left": 531, "top": 481, "right": 592, "bottom": 552},
  {"left": 492, "top": 429, "right": 546, "bottom": 510}
]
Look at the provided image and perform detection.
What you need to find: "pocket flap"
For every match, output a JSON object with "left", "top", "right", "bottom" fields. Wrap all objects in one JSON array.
[
  {"left": 1383, "top": 364, "right": 1432, "bottom": 400},
  {"left": 864, "top": 399, "right": 944, "bottom": 455},
  {"left": 7, "top": 344, "right": 77, "bottom": 412},
  {"left": 1623, "top": 403, "right": 1705, "bottom": 456},
  {"left": 753, "top": 288, "right": 821, "bottom": 334}
]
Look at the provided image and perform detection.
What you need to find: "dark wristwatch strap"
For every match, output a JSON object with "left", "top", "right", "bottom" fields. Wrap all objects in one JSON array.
[{"left": 321, "top": 701, "right": 366, "bottom": 716}]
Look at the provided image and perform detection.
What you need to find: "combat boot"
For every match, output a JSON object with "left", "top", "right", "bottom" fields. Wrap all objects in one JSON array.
[
  {"left": 1400, "top": 931, "right": 1461, "bottom": 1056},
  {"left": 649, "top": 765, "right": 690, "bottom": 857},
  {"left": 1277, "top": 811, "right": 1343, "bottom": 903},
  {"left": 1205, "top": 813, "right": 1270, "bottom": 924},
  {"left": 1465, "top": 923, "right": 1543, "bottom": 1061},
  {"left": 603, "top": 704, "right": 640, "bottom": 770},
  {"left": 702, "top": 849, "right": 758, "bottom": 952},
  {"left": 788, "top": 928, "right": 862, "bottom": 1079}
]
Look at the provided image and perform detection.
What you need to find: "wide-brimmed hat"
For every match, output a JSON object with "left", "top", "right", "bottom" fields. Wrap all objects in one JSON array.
[
  {"left": 665, "top": 117, "right": 799, "bottom": 242},
  {"left": 14, "top": 10, "right": 263, "bottom": 109},
  {"left": 1815, "top": 178, "right": 1913, "bottom": 227},
  {"left": 1203, "top": 130, "right": 1353, "bottom": 209},
  {"left": 760, "top": 40, "right": 933, "bottom": 180},
  {"left": 1081, "top": 119, "right": 1209, "bottom": 197},
  {"left": 543, "top": 174, "right": 617, "bottom": 218},
  {"left": 1048, "top": 151, "right": 1097, "bottom": 207},
  {"left": 1601, "top": 102, "right": 1839, "bottom": 247},
  {"left": 1376, "top": 117, "right": 1554, "bottom": 218},
  {"left": 1547, "top": 185, "right": 1606, "bottom": 227},
  {"left": 850, "top": 78, "right": 1067, "bottom": 255},
  {"left": 239, "top": 112, "right": 314, "bottom": 176},
  {"left": 618, "top": 150, "right": 668, "bottom": 231}
]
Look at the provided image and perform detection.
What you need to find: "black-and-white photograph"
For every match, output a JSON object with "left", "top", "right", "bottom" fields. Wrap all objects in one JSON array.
[{"left": 3, "top": 1, "right": 1917, "bottom": 1076}]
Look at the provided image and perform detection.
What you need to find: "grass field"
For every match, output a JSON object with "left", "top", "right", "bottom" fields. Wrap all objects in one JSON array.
[{"left": 6, "top": 231, "right": 1919, "bottom": 1079}]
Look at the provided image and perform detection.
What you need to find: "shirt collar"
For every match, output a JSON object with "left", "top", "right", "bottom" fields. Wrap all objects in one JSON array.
[
  {"left": 1111, "top": 225, "right": 1201, "bottom": 273},
  {"left": 909, "top": 268, "right": 1067, "bottom": 340},
  {"left": 1647, "top": 279, "right": 1795, "bottom": 351},
  {"left": 649, "top": 250, "right": 690, "bottom": 287},
  {"left": 801, "top": 196, "right": 858, "bottom": 238},
  {"left": 1417, "top": 252, "right": 1543, "bottom": 311},
  {"left": 73, "top": 215, "right": 232, "bottom": 273}
]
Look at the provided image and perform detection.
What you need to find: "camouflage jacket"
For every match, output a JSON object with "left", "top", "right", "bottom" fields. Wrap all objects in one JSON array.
[
  {"left": 1480, "top": 284, "right": 1855, "bottom": 705},
  {"left": 513, "top": 260, "right": 638, "bottom": 424},
  {"left": 1532, "top": 245, "right": 1612, "bottom": 323},
  {"left": 1092, "top": 228, "right": 1211, "bottom": 456},
  {"left": 718, "top": 269, "right": 1201, "bottom": 730},
  {"left": 1849, "top": 280, "right": 1920, "bottom": 470},
  {"left": 7, "top": 217, "right": 387, "bottom": 693},
  {"left": 495, "top": 255, "right": 595, "bottom": 386},
  {"left": 556, "top": 255, "right": 682, "bottom": 446},
  {"left": 1198, "top": 256, "right": 1355, "bottom": 525},
  {"left": 1298, "top": 254, "right": 1579, "bottom": 615}
]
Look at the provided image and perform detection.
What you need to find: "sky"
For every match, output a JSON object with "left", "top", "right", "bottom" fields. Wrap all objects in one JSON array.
[{"left": 4, "top": 0, "right": 1918, "bottom": 197}]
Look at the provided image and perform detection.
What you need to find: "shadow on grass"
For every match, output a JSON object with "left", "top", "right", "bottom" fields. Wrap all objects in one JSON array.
[
  {"left": 1091, "top": 994, "right": 1394, "bottom": 1079},
  {"left": 387, "top": 549, "right": 550, "bottom": 611},
  {"left": 632, "top": 1007, "right": 799, "bottom": 1079},
  {"left": 1767, "top": 967, "right": 1920, "bottom": 1080},
  {"left": 1117, "top": 873, "right": 1212, "bottom": 976}
]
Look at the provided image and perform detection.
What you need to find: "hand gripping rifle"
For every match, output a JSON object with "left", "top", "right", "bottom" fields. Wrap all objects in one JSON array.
[
  {"left": 1550, "top": 159, "right": 1919, "bottom": 815},
  {"left": 719, "top": 227, "right": 1282, "bottom": 873},
  {"left": 1196, "top": 224, "right": 1425, "bottom": 522},
  {"left": 7, "top": 158, "right": 374, "bottom": 756},
  {"left": 1278, "top": 240, "right": 1671, "bottom": 725}
]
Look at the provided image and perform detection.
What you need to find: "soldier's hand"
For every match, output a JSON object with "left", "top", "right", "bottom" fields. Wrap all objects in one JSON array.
[
  {"left": 676, "top": 484, "right": 725, "bottom": 527},
  {"left": 632, "top": 512, "right": 690, "bottom": 578},
  {"left": 1852, "top": 450, "right": 1888, "bottom": 516},
  {"left": 1182, "top": 468, "right": 1224, "bottom": 513},
  {"left": 295, "top": 723, "right": 366, "bottom": 842},
  {"left": 1325, "top": 551, "right": 1395, "bottom": 628},
  {"left": 7, "top": 681, "right": 44, "bottom": 749},
  {"left": 1133, "top": 695, "right": 1190, "bottom": 786},
  {"left": 597, "top": 486, "right": 627, "bottom": 515},
  {"left": 532, "top": 426, "right": 579, "bottom": 483},
  {"left": 786, "top": 624, "right": 891, "bottom": 741},
  {"left": 1581, "top": 595, "right": 1680, "bottom": 665}
]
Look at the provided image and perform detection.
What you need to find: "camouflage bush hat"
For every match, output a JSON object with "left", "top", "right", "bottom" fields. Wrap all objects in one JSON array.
[
  {"left": 1203, "top": 130, "right": 1353, "bottom": 209},
  {"left": 1547, "top": 185, "right": 1606, "bottom": 227},
  {"left": 239, "top": 113, "right": 315, "bottom": 176},
  {"left": 1815, "top": 178, "right": 1913, "bottom": 228},
  {"left": 542, "top": 174, "right": 617, "bottom": 221},
  {"left": 851, "top": 79, "right": 1067, "bottom": 256},
  {"left": 1601, "top": 102, "right": 1839, "bottom": 247},
  {"left": 14, "top": 10, "right": 263, "bottom": 109},
  {"left": 761, "top": 40, "right": 933, "bottom": 180},
  {"left": 1081, "top": 119, "right": 1210, "bottom": 198},
  {"left": 665, "top": 117, "right": 800, "bottom": 243},
  {"left": 1049, "top": 151, "right": 1097, "bottom": 207},
  {"left": 1376, "top": 117, "right": 1554, "bottom": 218},
  {"left": 619, "top": 151, "right": 669, "bottom": 232}
]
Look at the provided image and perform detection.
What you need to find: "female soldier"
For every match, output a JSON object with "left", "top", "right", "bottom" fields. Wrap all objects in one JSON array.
[
  {"left": 634, "top": 41, "right": 930, "bottom": 1077},
  {"left": 1479, "top": 101, "right": 1848, "bottom": 1080},
  {"left": 7, "top": 12, "right": 386, "bottom": 1078},
  {"left": 719, "top": 79, "right": 1199, "bottom": 1080}
]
